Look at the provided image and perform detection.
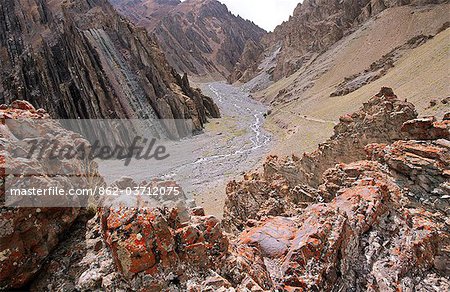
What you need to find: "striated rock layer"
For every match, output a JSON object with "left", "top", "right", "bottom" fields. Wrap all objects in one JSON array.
[
  {"left": 111, "top": 0, "right": 267, "bottom": 78},
  {"left": 0, "top": 0, "right": 220, "bottom": 139}
]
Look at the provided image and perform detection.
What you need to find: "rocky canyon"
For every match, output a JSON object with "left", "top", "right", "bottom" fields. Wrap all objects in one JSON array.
[
  {"left": 110, "top": 0, "right": 266, "bottom": 78},
  {"left": 0, "top": 0, "right": 449, "bottom": 291},
  {"left": 0, "top": 0, "right": 220, "bottom": 139}
]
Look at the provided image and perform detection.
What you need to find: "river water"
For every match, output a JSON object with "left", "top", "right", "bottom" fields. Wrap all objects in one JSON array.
[
  {"left": 163, "top": 82, "right": 272, "bottom": 199},
  {"left": 97, "top": 81, "right": 273, "bottom": 216}
]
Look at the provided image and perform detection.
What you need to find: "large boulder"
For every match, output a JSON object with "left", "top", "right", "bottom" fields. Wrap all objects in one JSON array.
[{"left": 99, "top": 204, "right": 230, "bottom": 290}]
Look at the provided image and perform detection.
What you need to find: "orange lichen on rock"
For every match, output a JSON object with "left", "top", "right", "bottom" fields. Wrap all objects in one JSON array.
[
  {"left": 222, "top": 90, "right": 449, "bottom": 291},
  {"left": 0, "top": 102, "right": 95, "bottom": 289}
]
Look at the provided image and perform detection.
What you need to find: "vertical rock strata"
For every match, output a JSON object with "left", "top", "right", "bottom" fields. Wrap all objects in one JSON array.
[{"left": 0, "top": 0, "right": 220, "bottom": 139}]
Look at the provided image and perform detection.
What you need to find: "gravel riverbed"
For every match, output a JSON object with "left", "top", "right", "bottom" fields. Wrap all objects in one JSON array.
[{"left": 98, "top": 81, "right": 273, "bottom": 217}]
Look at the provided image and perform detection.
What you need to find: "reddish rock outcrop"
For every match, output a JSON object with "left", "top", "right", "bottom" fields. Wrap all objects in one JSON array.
[
  {"left": 0, "top": 103, "right": 101, "bottom": 289},
  {"left": 366, "top": 139, "right": 450, "bottom": 211},
  {"left": 272, "top": 87, "right": 417, "bottom": 187},
  {"left": 234, "top": 151, "right": 448, "bottom": 290},
  {"left": 99, "top": 205, "right": 230, "bottom": 289},
  {"left": 401, "top": 116, "right": 450, "bottom": 140},
  {"left": 95, "top": 198, "right": 275, "bottom": 290},
  {"left": 111, "top": 0, "right": 266, "bottom": 78},
  {"left": 224, "top": 168, "right": 320, "bottom": 232},
  {"left": 224, "top": 88, "right": 418, "bottom": 232}
]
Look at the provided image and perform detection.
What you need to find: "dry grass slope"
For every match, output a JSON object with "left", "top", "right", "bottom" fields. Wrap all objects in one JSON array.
[{"left": 262, "top": 4, "right": 450, "bottom": 156}]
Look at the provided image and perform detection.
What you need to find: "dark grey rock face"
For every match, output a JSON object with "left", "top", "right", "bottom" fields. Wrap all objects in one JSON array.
[{"left": 0, "top": 0, "right": 219, "bottom": 139}]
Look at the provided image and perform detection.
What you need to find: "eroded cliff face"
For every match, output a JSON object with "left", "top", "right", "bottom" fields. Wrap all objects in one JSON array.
[
  {"left": 111, "top": 0, "right": 267, "bottom": 78},
  {"left": 231, "top": 0, "right": 449, "bottom": 83},
  {"left": 109, "top": 0, "right": 181, "bottom": 31},
  {"left": 0, "top": 0, "right": 219, "bottom": 139},
  {"left": 227, "top": 39, "right": 265, "bottom": 84}
]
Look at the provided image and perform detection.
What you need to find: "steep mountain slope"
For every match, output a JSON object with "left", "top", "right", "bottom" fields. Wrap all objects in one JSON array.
[
  {"left": 0, "top": 0, "right": 220, "bottom": 139},
  {"left": 111, "top": 0, "right": 266, "bottom": 78},
  {"left": 109, "top": 0, "right": 181, "bottom": 31},
  {"left": 231, "top": 0, "right": 449, "bottom": 83},
  {"left": 245, "top": 3, "right": 450, "bottom": 156}
]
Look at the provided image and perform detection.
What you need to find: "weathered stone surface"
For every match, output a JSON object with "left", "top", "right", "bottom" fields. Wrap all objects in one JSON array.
[
  {"left": 401, "top": 116, "right": 450, "bottom": 140},
  {"left": 223, "top": 165, "right": 321, "bottom": 233},
  {"left": 99, "top": 204, "right": 230, "bottom": 289},
  {"left": 235, "top": 159, "right": 448, "bottom": 291},
  {"left": 366, "top": 139, "right": 450, "bottom": 212},
  {"left": 238, "top": 217, "right": 297, "bottom": 258},
  {"left": 29, "top": 214, "right": 130, "bottom": 292},
  {"left": 81, "top": 202, "right": 272, "bottom": 291},
  {"left": 0, "top": 103, "right": 101, "bottom": 289},
  {"left": 10, "top": 100, "right": 35, "bottom": 111}
]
